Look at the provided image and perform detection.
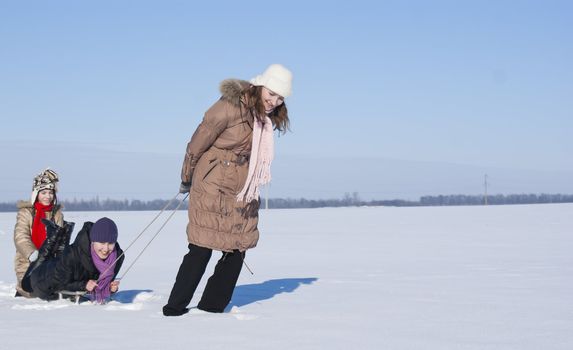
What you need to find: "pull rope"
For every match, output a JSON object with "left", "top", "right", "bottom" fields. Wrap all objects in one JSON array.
[
  {"left": 116, "top": 193, "right": 189, "bottom": 280},
  {"left": 242, "top": 256, "right": 254, "bottom": 275},
  {"left": 97, "top": 192, "right": 184, "bottom": 282}
]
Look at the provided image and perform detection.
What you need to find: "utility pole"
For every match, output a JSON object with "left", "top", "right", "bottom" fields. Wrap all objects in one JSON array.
[{"left": 484, "top": 174, "right": 488, "bottom": 205}]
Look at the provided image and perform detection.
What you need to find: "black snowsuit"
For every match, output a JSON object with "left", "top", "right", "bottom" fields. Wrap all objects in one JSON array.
[{"left": 28, "top": 222, "right": 124, "bottom": 301}]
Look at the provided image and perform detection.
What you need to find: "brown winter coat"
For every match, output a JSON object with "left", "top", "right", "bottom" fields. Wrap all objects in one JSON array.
[
  {"left": 181, "top": 79, "right": 261, "bottom": 252},
  {"left": 13, "top": 200, "right": 64, "bottom": 297}
]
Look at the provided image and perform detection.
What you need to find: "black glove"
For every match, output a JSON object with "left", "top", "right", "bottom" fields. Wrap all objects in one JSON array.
[{"left": 179, "top": 182, "right": 191, "bottom": 194}]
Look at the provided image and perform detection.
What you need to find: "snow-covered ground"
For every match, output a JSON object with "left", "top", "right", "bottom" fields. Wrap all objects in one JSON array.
[{"left": 1, "top": 204, "right": 572, "bottom": 349}]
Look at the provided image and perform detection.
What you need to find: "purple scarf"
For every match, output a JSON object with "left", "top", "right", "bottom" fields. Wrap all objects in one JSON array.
[{"left": 90, "top": 246, "right": 117, "bottom": 303}]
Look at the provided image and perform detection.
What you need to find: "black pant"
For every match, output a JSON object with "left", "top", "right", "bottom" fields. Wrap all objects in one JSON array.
[{"left": 163, "top": 243, "right": 244, "bottom": 315}]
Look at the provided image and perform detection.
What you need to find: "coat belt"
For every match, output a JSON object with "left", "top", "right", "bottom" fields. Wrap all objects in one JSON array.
[{"left": 209, "top": 147, "right": 250, "bottom": 166}]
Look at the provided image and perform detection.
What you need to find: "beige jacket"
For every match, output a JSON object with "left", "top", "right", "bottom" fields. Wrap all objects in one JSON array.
[
  {"left": 181, "top": 79, "right": 262, "bottom": 252},
  {"left": 13, "top": 201, "right": 63, "bottom": 297}
]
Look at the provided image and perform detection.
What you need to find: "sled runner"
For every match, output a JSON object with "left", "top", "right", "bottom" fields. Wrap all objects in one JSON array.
[{"left": 58, "top": 290, "right": 86, "bottom": 304}]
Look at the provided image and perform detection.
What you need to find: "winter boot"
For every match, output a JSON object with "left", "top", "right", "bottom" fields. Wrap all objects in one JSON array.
[
  {"left": 54, "top": 221, "right": 75, "bottom": 257},
  {"left": 22, "top": 220, "right": 65, "bottom": 292},
  {"left": 21, "top": 273, "right": 33, "bottom": 293},
  {"left": 162, "top": 307, "right": 190, "bottom": 316},
  {"left": 24, "top": 219, "right": 62, "bottom": 279}
]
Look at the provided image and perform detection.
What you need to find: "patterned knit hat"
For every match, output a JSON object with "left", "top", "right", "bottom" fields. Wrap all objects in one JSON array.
[{"left": 31, "top": 168, "right": 59, "bottom": 203}]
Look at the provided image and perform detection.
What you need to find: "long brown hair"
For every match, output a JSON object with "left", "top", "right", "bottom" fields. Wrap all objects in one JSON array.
[{"left": 243, "top": 85, "right": 290, "bottom": 134}]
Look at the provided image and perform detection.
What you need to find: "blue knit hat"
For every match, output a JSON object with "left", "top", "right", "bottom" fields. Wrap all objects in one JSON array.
[{"left": 90, "top": 217, "right": 118, "bottom": 243}]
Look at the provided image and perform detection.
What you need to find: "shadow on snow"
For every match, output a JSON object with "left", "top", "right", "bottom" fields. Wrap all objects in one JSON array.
[
  {"left": 226, "top": 277, "right": 318, "bottom": 312},
  {"left": 111, "top": 289, "right": 153, "bottom": 304}
]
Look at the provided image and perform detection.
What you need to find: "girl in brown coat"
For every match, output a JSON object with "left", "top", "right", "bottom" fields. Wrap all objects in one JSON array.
[
  {"left": 14, "top": 168, "right": 64, "bottom": 297},
  {"left": 163, "top": 64, "right": 293, "bottom": 315}
]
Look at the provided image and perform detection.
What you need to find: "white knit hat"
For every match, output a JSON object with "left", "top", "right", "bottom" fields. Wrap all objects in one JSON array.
[
  {"left": 31, "top": 168, "right": 59, "bottom": 203},
  {"left": 250, "top": 64, "right": 293, "bottom": 98}
]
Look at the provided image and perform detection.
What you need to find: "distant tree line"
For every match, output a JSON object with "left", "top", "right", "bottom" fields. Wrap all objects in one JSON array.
[
  {"left": 0, "top": 198, "right": 187, "bottom": 212},
  {"left": 0, "top": 193, "right": 572, "bottom": 212},
  {"left": 419, "top": 193, "right": 573, "bottom": 206},
  {"left": 267, "top": 192, "right": 419, "bottom": 208}
]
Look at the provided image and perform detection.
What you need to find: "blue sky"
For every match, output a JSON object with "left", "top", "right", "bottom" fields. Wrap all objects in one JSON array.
[{"left": 1, "top": 0, "right": 572, "bottom": 200}]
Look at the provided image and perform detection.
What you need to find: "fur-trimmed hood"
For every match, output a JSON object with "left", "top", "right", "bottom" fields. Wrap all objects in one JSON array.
[
  {"left": 219, "top": 79, "right": 250, "bottom": 106},
  {"left": 17, "top": 200, "right": 35, "bottom": 209}
]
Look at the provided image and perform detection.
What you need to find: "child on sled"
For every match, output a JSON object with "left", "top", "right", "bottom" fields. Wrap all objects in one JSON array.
[
  {"left": 22, "top": 217, "right": 124, "bottom": 304},
  {"left": 14, "top": 168, "right": 64, "bottom": 297}
]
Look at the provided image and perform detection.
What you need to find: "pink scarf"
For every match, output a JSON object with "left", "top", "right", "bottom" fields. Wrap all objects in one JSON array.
[{"left": 237, "top": 115, "right": 274, "bottom": 203}]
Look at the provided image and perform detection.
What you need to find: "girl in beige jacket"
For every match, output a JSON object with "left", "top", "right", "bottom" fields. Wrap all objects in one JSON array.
[{"left": 14, "top": 168, "right": 63, "bottom": 297}]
